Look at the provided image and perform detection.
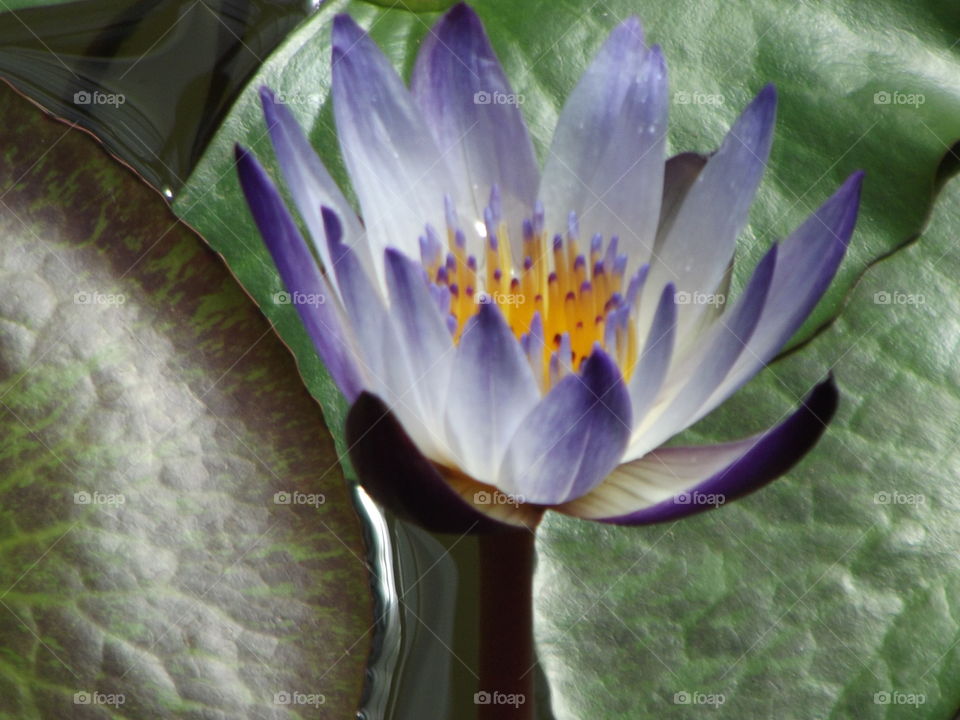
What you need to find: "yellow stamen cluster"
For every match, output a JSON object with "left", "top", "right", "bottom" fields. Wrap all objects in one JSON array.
[{"left": 422, "top": 197, "right": 640, "bottom": 387}]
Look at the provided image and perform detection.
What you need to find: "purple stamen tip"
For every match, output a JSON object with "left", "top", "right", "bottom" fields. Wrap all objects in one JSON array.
[
  {"left": 567, "top": 211, "right": 579, "bottom": 239},
  {"left": 522, "top": 218, "right": 534, "bottom": 241},
  {"left": 488, "top": 184, "right": 502, "bottom": 221},
  {"left": 591, "top": 233, "right": 603, "bottom": 253},
  {"left": 444, "top": 194, "right": 457, "bottom": 227},
  {"left": 533, "top": 201, "right": 545, "bottom": 233},
  {"left": 523, "top": 256, "right": 534, "bottom": 271},
  {"left": 574, "top": 254, "right": 586, "bottom": 270},
  {"left": 455, "top": 229, "right": 466, "bottom": 248},
  {"left": 552, "top": 235, "right": 563, "bottom": 252}
]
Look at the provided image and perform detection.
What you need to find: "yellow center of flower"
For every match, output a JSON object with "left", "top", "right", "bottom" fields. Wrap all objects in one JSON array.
[{"left": 421, "top": 194, "right": 640, "bottom": 388}]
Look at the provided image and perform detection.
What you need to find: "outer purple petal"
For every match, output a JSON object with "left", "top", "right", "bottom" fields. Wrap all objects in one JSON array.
[
  {"left": 445, "top": 302, "right": 540, "bottom": 482},
  {"left": 322, "top": 210, "right": 443, "bottom": 459},
  {"left": 412, "top": 3, "right": 538, "bottom": 254},
  {"left": 626, "top": 243, "right": 777, "bottom": 459},
  {"left": 557, "top": 376, "right": 838, "bottom": 524},
  {"left": 627, "top": 282, "right": 676, "bottom": 426},
  {"left": 498, "top": 348, "right": 632, "bottom": 504},
  {"left": 346, "top": 392, "right": 542, "bottom": 533},
  {"left": 235, "top": 146, "right": 363, "bottom": 401},
  {"left": 701, "top": 172, "right": 863, "bottom": 414},
  {"left": 259, "top": 87, "right": 371, "bottom": 286},
  {"left": 642, "top": 86, "right": 776, "bottom": 333},
  {"left": 331, "top": 15, "right": 452, "bottom": 267},
  {"left": 540, "top": 20, "right": 667, "bottom": 268}
]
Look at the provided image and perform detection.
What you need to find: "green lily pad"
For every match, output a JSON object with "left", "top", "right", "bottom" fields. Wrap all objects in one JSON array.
[
  {"left": 0, "top": 84, "right": 370, "bottom": 718},
  {"left": 536, "top": 171, "right": 960, "bottom": 719}
]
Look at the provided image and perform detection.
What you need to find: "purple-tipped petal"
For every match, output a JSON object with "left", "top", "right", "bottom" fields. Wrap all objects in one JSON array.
[
  {"left": 702, "top": 172, "right": 863, "bottom": 413},
  {"left": 258, "top": 87, "right": 370, "bottom": 287},
  {"left": 384, "top": 248, "right": 456, "bottom": 423},
  {"left": 321, "top": 210, "right": 444, "bottom": 459},
  {"left": 558, "top": 377, "right": 838, "bottom": 524},
  {"left": 643, "top": 85, "right": 777, "bottom": 332},
  {"left": 498, "top": 348, "right": 632, "bottom": 504},
  {"left": 445, "top": 302, "right": 540, "bottom": 481},
  {"left": 346, "top": 392, "right": 543, "bottom": 533},
  {"left": 235, "top": 145, "right": 364, "bottom": 401},
  {"left": 627, "top": 282, "right": 676, "bottom": 426},
  {"left": 627, "top": 243, "right": 778, "bottom": 460},
  {"left": 540, "top": 21, "right": 666, "bottom": 269},
  {"left": 331, "top": 14, "right": 452, "bottom": 267},
  {"left": 412, "top": 3, "right": 538, "bottom": 258}
]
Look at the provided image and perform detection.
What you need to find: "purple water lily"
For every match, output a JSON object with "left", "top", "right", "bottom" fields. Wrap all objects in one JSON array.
[{"left": 236, "top": 4, "right": 861, "bottom": 533}]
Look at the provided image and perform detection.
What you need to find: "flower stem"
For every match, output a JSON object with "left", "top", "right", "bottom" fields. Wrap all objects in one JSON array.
[{"left": 477, "top": 528, "right": 536, "bottom": 719}]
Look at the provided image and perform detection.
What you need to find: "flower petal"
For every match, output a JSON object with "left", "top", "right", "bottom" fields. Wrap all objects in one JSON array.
[
  {"left": 700, "top": 172, "right": 863, "bottom": 415},
  {"left": 323, "top": 210, "right": 444, "bottom": 460},
  {"left": 557, "top": 376, "right": 838, "bottom": 524},
  {"left": 235, "top": 146, "right": 364, "bottom": 401},
  {"left": 540, "top": 20, "right": 667, "bottom": 267},
  {"left": 412, "top": 3, "right": 538, "bottom": 255},
  {"left": 258, "top": 87, "right": 372, "bottom": 288},
  {"left": 346, "top": 392, "right": 543, "bottom": 532},
  {"left": 628, "top": 281, "right": 676, "bottom": 426},
  {"left": 331, "top": 14, "right": 452, "bottom": 274},
  {"left": 445, "top": 302, "right": 540, "bottom": 482},
  {"left": 384, "top": 248, "right": 457, "bottom": 431},
  {"left": 498, "top": 348, "right": 632, "bottom": 504},
  {"left": 642, "top": 85, "right": 776, "bottom": 333},
  {"left": 626, "top": 242, "right": 778, "bottom": 459}
]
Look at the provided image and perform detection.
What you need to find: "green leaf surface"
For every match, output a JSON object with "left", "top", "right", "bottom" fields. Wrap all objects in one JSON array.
[
  {"left": 536, "top": 173, "right": 960, "bottom": 720},
  {"left": 169, "top": 1, "right": 960, "bottom": 717},
  {"left": 0, "top": 84, "right": 371, "bottom": 718}
]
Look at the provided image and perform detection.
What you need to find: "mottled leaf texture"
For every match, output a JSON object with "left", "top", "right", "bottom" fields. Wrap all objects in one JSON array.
[
  {"left": 0, "top": 84, "right": 371, "bottom": 719},
  {"left": 536, "top": 177, "right": 960, "bottom": 718}
]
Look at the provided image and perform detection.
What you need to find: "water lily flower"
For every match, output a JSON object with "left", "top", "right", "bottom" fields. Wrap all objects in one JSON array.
[{"left": 236, "top": 3, "right": 861, "bottom": 533}]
